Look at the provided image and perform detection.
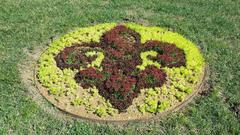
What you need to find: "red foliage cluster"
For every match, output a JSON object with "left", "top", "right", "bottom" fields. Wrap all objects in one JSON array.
[
  {"left": 100, "top": 74, "right": 137, "bottom": 110},
  {"left": 137, "top": 66, "right": 167, "bottom": 89},
  {"left": 55, "top": 43, "right": 101, "bottom": 70},
  {"left": 143, "top": 40, "right": 186, "bottom": 68},
  {"left": 100, "top": 25, "right": 140, "bottom": 53},
  {"left": 106, "top": 48, "right": 124, "bottom": 59},
  {"left": 55, "top": 25, "right": 186, "bottom": 111},
  {"left": 75, "top": 67, "right": 104, "bottom": 88}
]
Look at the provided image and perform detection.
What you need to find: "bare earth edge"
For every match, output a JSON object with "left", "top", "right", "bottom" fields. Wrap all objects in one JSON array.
[{"left": 19, "top": 47, "right": 209, "bottom": 124}]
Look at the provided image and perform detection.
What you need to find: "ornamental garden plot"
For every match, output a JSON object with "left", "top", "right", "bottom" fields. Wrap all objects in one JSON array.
[{"left": 36, "top": 23, "right": 205, "bottom": 121}]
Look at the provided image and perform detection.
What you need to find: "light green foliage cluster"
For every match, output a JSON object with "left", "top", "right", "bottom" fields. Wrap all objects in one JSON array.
[
  {"left": 71, "top": 87, "right": 118, "bottom": 117},
  {"left": 138, "top": 87, "right": 170, "bottom": 113},
  {"left": 136, "top": 50, "right": 161, "bottom": 70},
  {"left": 85, "top": 51, "right": 104, "bottom": 69},
  {"left": 95, "top": 104, "right": 117, "bottom": 117},
  {"left": 71, "top": 97, "right": 83, "bottom": 106},
  {"left": 38, "top": 23, "right": 205, "bottom": 116},
  {"left": 38, "top": 53, "right": 79, "bottom": 95}
]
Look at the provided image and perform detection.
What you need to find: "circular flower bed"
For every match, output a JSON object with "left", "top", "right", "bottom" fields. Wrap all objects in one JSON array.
[{"left": 36, "top": 23, "right": 205, "bottom": 121}]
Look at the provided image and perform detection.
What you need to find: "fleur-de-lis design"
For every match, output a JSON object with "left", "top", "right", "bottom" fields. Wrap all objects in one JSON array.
[{"left": 55, "top": 25, "right": 186, "bottom": 111}]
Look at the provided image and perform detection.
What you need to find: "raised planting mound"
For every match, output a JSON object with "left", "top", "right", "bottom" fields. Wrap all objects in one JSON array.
[{"left": 36, "top": 23, "right": 206, "bottom": 121}]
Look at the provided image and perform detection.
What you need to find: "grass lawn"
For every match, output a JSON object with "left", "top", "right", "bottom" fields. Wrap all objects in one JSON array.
[{"left": 0, "top": 0, "right": 240, "bottom": 134}]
